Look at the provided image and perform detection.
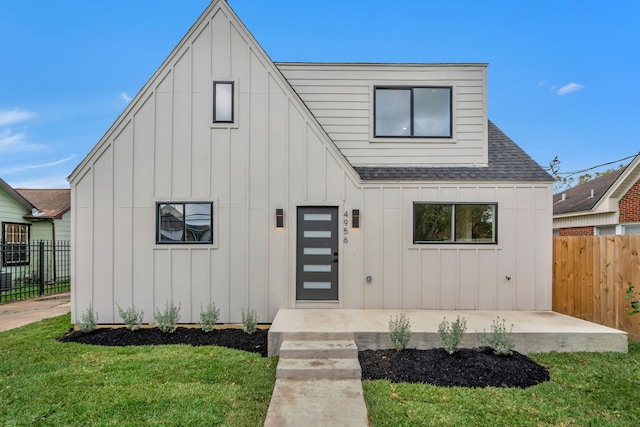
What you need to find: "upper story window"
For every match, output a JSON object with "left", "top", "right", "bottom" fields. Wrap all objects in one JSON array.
[
  {"left": 213, "top": 81, "right": 234, "bottom": 123},
  {"left": 413, "top": 203, "right": 497, "bottom": 244},
  {"left": 157, "top": 202, "right": 213, "bottom": 244},
  {"left": 2, "top": 222, "right": 30, "bottom": 266},
  {"left": 374, "top": 86, "right": 451, "bottom": 138}
]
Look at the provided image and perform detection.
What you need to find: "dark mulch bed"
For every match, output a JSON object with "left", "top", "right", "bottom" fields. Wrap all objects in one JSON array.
[
  {"left": 359, "top": 347, "right": 549, "bottom": 388},
  {"left": 59, "top": 328, "right": 549, "bottom": 388},
  {"left": 58, "top": 327, "right": 270, "bottom": 357}
]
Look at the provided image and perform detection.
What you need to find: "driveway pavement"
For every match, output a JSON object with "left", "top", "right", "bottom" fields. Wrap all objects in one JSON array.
[{"left": 0, "top": 292, "right": 71, "bottom": 332}]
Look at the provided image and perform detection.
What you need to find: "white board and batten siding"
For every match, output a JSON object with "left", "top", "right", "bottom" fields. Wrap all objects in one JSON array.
[
  {"left": 348, "top": 183, "right": 551, "bottom": 312},
  {"left": 69, "top": 0, "right": 552, "bottom": 325}
]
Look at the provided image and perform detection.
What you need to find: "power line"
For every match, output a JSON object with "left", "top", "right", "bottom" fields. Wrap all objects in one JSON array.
[{"left": 546, "top": 152, "right": 638, "bottom": 179}]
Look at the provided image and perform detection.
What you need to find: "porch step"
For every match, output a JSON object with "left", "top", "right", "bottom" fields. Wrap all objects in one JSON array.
[
  {"left": 276, "top": 357, "right": 362, "bottom": 380},
  {"left": 278, "top": 340, "right": 358, "bottom": 359}
]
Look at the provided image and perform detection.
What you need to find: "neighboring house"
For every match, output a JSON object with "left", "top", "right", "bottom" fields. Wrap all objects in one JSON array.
[
  {"left": 0, "top": 177, "right": 71, "bottom": 288},
  {"left": 68, "top": 0, "right": 553, "bottom": 324},
  {"left": 553, "top": 154, "right": 640, "bottom": 236}
]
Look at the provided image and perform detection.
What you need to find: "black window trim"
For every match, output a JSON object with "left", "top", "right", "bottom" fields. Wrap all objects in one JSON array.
[
  {"left": 1, "top": 221, "right": 31, "bottom": 266},
  {"left": 374, "top": 85, "right": 453, "bottom": 139},
  {"left": 212, "top": 81, "right": 235, "bottom": 124},
  {"left": 156, "top": 201, "right": 214, "bottom": 245},
  {"left": 413, "top": 202, "right": 498, "bottom": 245}
]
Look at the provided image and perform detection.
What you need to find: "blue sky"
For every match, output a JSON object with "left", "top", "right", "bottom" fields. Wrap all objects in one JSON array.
[{"left": 1, "top": 0, "right": 638, "bottom": 189}]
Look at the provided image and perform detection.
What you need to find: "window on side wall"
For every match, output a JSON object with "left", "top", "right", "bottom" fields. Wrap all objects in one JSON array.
[
  {"left": 374, "top": 86, "right": 452, "bottom": 138},
  {"left": 413, "top": 203, "right": 497, "bottom": 244},
  {"left": 213, "top": 81, "right": 234, "bottom": 123},
  {"left": 2, "top": 222, "right": 30, "bottom": 266},
  {"left": 156, "top": 202, "right": 213, "bottom": 244},
  {"left": 623, "top": 224, "right": 640, "bottom": 235}
]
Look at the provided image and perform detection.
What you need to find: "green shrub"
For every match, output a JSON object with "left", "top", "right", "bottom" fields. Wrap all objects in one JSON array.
[
  {"left": 199, "top": 302, "right": 220, "bottom": 332},
  {"left": 154, "top": 301, "right": 181, "bottom": 333},
  {"left": 117, "top": 304, "right": 144, "bottom": 331},
  {"left": 78, "top": 303, "right": 98, "bottom": 332},
  {"left": 241, "top": 308, "right": 259, "bottom": 334},
  {"left": 479, "top": 316, "right": 516, "bottom": 355},
  {"left": 389, "top": 313, "right": 411, "bottom": 351},
  {"left": 438, "top": 315, "right": 467, "bottom": 354}
]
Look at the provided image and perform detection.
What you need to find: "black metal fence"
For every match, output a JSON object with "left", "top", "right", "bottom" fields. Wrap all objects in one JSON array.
[{"left": 0, "top": 240, "right": 70, "bottom": 303}]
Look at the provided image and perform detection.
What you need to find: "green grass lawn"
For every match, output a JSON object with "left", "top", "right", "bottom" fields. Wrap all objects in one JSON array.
[
  {"left": 2, "top": 315, "right": 639, "bottom": 426},
  {"left": 0, "top": 314, "right": 277, "bottom": 426},
  {"left": 364, "top": 340, "right": 640, "bottom": 426}
]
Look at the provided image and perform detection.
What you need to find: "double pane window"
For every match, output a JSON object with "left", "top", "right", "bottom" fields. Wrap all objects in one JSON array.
[
  {"left": 157, "top": 203, "right": 213, "bottom": 244},
  {"left": 375, "top": 87, "right": 451, "bottom": 137},
  {"left": 414, "top": 203, "right": 496, "bottom": 244}
]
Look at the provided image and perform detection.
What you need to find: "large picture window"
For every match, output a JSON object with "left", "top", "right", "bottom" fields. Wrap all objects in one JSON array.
[
  {"left": 157, "top": 202, "right": 213, "bottom": 244},
  {"left": 375, "top": 86, "right": 451, "bottom": 138},
  {"left": 414, "top": 203, "right": 497, "bottom": 244},
  {"left": 2, "top": 222, "right": 30, "bottom": 266}
]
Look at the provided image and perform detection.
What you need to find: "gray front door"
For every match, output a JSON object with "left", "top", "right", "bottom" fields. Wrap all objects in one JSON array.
[{"left": 296, "top": 206, "right": 339, "bottom": 300}]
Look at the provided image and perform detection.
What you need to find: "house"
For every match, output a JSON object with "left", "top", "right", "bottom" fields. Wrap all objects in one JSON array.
[
  {"left": 553, "top": 154, "right": 640, "bottom": 236},
  {"left": 0, "top": 177, "right": 70, "bottom": 289},
  {"left": 68, "top": 0, "right": 553, "bottom": 324}
]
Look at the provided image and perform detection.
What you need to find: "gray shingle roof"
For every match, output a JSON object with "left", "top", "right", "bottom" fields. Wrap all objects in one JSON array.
[
  {"left": 354, "top": 121, "right": 553, "bottom": 182},
  {"left": 552, "top": 167, "right": 626, "bottom": 215}
]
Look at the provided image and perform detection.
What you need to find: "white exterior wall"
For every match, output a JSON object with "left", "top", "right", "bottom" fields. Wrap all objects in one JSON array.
[
  {"left": 68, "top": 0, "right": 552, "bottom": 325},
  {"left": 278, "top": 63, "right": 488, "bottom": 167},
  {"left": 351, "top": 183, "right": 552, "bottom": 311},
  {"left": 553, "top": 212, "right": 618, "bottom": 230}
]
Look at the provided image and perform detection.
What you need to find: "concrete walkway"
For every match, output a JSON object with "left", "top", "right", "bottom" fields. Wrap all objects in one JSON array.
[{"left": 0, "top": 292, "right": 70, "bottom": 332}]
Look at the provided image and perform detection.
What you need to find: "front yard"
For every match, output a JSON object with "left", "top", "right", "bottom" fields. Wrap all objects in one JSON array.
[{"left": 1, "top": 314, "right": 638, "bottom": 426}]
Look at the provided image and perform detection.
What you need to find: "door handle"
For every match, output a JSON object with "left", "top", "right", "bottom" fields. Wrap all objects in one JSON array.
[{"left": 333, "top": 252, "right": 338, "bottom": 263}]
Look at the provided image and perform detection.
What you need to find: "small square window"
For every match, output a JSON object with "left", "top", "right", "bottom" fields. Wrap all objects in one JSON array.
[
  {"left": 375, "top": 86, "right": 451, "bottom": 138},
  {"left": 213, "top": 81, "right": 234, "bottom": 123},
  {"left": 157, "top": 202, "right": 213, "bottom": 244},
  {"left": 414, "top": 203, "right": 496, "bottom": 244}
]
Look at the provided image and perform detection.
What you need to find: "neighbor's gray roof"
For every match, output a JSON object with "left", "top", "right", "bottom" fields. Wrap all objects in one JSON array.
[
  {"left": 354, "top": 121, "right": 553, "bottom": 182},
  {"left": 552, "top": 167, "right": 626, "bottom": 215}
]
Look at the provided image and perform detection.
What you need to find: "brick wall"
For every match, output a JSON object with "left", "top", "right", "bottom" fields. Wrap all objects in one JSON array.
[
  {"left": 619, "top": 179, "right": 640, "bottom": 223},
  {"left": 559, "top": 226, "right": 595, "bottom": 236}
]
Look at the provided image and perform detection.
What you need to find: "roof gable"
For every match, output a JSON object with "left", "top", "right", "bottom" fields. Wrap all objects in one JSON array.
[
  {"left": 553, "top": 154, "right": 640, "bottom": 216},
  {"left": 0, "top": 177, "right": 34, "bottom": 211},
  {"left": 68, "top": 0, "right": 358, "bottom": 186}
]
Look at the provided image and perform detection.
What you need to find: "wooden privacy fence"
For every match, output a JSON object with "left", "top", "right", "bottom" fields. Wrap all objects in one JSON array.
[{"left": 553, "top": 235, "right": 640, "bottom": 340}]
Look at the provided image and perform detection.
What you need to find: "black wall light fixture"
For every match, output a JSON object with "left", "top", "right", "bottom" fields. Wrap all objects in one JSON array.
[
  {"left": 276, "top": 209, "right": 284, "bottom": 228},
  {"left": 352, "top": 209, "right": 360, "bottom": 229}
]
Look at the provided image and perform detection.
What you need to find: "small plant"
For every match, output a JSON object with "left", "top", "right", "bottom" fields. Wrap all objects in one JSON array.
[
  {"left": 242, "top": 308, "right": 259, "bottom": 334},
  {"left": 389, "top": 313, "right": 411, "bottom": 351},
  {"left": 154, "top": 301, "right": 181, "bottom": 333},
  {"left": 78, "top": 302, "right": 98, "bottom": 332},
  {"left": 438, "top": 315, "right": 467, "bottom": 354},
  {"left": 479, "top": 316, "right": 516, "bottom": 355},
  {"left": 199, "top": 302, "right": 220, "bottom": 332},
  {"left": 117, "top": 304, "right": 144, "bottom": 331},
  {"left": 625, "top": 285, "right": 640, "bottom": 319}
]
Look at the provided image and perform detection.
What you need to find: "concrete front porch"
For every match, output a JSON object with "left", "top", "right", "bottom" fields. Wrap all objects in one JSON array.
[{"left": 268, "top": 309, "right": 628, "bottom": 356}]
